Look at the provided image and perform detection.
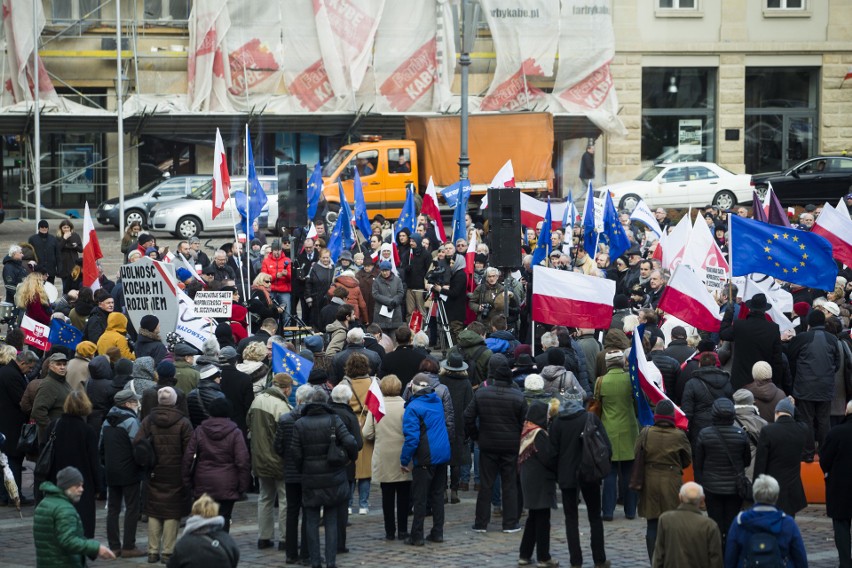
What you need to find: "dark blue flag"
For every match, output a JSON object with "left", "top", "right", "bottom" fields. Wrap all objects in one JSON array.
[
  {"left": 49, "top": 319, "right": 83, "bottom": 350},
  {"left": 234, "top": 126, "right": 268, "bottom": 240},
  {"left": 531, "top": 198, "right": 551, "bottom": 266},
  {"left": 272, "top": 342, "right": 313, "bottom": 386},
  {"left": 327, "top": 182, "right": 355, "bottom": 263},
  {"left": 353, "top": 169, "right": 372, "bottom": 241},
  {"left": 396, "top": 187, "right": 417, "bottom": 240},
  {"left": 451, "top": 181, "right": 470, "bottom": 244},
  {"left": 729, "top": 214, "right": 837, "bottom": 290},
  {"left": 440, "top": 180, "right": 472, "bottom": 208},
  {"left": 306, "top": 162, "right": 322, "bottom": 221},
  {"left": 627, "top": 324, "right": 656, "bottom": 428},
  {"left": 582, "top": 181, "right": 597, "bottom": 255},
  {"left": 602, "top": 190, "right": 630, "bottom": 260}
]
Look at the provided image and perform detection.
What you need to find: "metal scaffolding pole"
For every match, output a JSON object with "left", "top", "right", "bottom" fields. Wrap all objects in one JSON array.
[{"left": 116, "top": 0, "right": 125, "bottom": 235}]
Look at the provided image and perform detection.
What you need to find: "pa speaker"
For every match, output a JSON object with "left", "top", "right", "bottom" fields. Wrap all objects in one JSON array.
[
  {"left": 277, "top": 164, "right": 308, "bottom": 228},
  {"left": 486, "top": 187, "right": 521, "bottom": 268}
]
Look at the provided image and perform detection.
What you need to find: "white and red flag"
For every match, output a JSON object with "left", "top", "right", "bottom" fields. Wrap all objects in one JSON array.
[
  {"left": 421, "top": 177, "right": 446, "bottom": 243},
  {"left": 212, "top": 128, "right": 231, "bottom": 220},
  {"left": 365, "top": 377, "right": 386, "bottom": 423},
  {"left": 82, "top": 202, "right": 103, "bottom": 291},
  {"left": 661, "top": 214, "right": 691, "bottom": 271},
  {"left": 532, "top": 266, "right": 614, "bottom": 328},
  {"left": 21, "top": 315, "right": 50, "bottom": 351},
  {"left": 480, "top": 160, "right": 516, "bottom": 210},
  {"left": 630, "top": 327, "right": 689, "bottom": 431},
  {"left": 658, "top": 266, "right": 723, "bottom": 332},
  {"left": 813, "top": 201, "right": 852, "bottom": 267},
  {"left": 520, "top": 193, "right": 565, "bottom": 231}
]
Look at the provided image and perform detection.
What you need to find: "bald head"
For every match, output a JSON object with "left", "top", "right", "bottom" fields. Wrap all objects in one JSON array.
[{"left": 679, "top": 482, "right": 704, "bottom": 506}]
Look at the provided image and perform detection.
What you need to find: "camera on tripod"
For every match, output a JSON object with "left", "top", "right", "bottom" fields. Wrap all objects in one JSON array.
[{"left": 426, "top": 266, "right": 446, "bottom": 285}]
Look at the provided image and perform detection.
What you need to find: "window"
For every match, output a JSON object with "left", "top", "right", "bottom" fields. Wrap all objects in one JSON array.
[
  {"left": 662, "top": 167, "right": 688, "bottom": 183},
  {"left": 830, "top": 158, "right": 852, "bottom": 172},
  {"left": 351, "top": 150, "right": 378, "bottom": 177},
  {"left": 688, "top": 166, "right": 718, "bottom": 180},
  {"left": 659, "top": 0, "right": 696, "bottom": 8},
  {"left": 766, "top": 0, "right": 804, "bottom": 8},
  {"left": 153, "top": 179, "right": 186, "bottom": 197},
  {"left": 52, "top": 0, "right": 100, "bottom": 23},
  {"left": 388, "top": 149, "right": 412, "bottom": 174},
  {"left": 143, "top": 0, "right": 191, "bottom": 22}
]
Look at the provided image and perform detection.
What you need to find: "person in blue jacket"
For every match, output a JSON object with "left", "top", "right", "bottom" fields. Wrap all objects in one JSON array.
[
  {"left": 400, "top": 374, "right": 451, "bottom": 546},
  {"left": 724, "top": 474, "right": 808, "bottom": 568}
]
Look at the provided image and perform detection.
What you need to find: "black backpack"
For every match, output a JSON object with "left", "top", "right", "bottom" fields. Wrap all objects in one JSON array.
[
  {"left": 579, "top": 412, "right": 612, "bottom": 483},
  {"left": 454, "top": 344, "right": 488, "bottom": 387},
  {"left": 741, "top": 518, "right": 784, "bottom": 568},
  {"left": 133, "top": 434, "right": 158, "bottom": 470}
]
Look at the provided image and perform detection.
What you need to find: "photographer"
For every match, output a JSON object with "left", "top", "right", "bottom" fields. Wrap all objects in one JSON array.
[
  {"left": 261, "top": 239, "right": 292, "bottom": 311},
  {"left": 469, "top": 267, "right": 518, "bottom": 329},
  {"left": 427, "top": 254, "right": 469, "bottom": 344}
]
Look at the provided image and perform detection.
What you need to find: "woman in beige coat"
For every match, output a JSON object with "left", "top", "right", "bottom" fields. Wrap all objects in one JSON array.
[
  {"left": 341, "top": 353, "right": 376, "bottom": 514},
  {"left": 362, "top": 375, "right": 412, "bottom": 540}
]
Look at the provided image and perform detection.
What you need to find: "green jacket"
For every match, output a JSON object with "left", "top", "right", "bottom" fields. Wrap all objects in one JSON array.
[
  {"left": 598, "top": 367, "right": 640, "bottom": 461},
  {"left": 174, "top": 360, "right": 200, "bottom": 396},
  {"left": 247, "top": 387, "right": 292, "bottom": 478},
  {"left": 31, "top": 373, "right": 71, "bottom": 443},
  {"left": 33, "top": 482, "right": 101, "bottom": 568}
]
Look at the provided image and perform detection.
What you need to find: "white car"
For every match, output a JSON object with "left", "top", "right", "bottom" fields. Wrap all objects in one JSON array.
[
  {"left": 597, "top": 162, "right": 753, "bottom": 211},
  {"left": 148, "top": 176, "right": 277, "bottom": 238}
]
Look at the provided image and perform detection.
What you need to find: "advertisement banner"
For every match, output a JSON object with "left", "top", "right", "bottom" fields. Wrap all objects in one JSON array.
[
  {"left": 119, "top": 258, "right": 179, "bottom": 342},
  {"left": 479, "top": 0, "right": 558, "bottom": 111},
  {"left": 187, "top": 0, "right": 232, "bottom": 111},
  {"left": 281, "top": 0, "right": 337, "bottom": 111}
]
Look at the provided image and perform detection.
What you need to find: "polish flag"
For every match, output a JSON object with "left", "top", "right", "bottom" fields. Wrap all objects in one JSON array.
[
  {"left": 465, "top": 229, "right": 478, "bottom": 277},
  {"left": 82, "top": 202, "right": 103, "bottom": 291},
  {"left": 629, "top": 199, "right": 663, "bottom": 238},
  {"left": 682, "top": 216, "right": 730, "bottom": 274},
  {"left": 632, "top": 328, "right": 689, "bottom": 431},
  {"left": 813, "top": 201, "right": 852, "bottom": 267},
  {"left": 212, "top": 128, "right": 231, "bottom": 220},
  {"left": 365, "top": 377, "right": 386, "bottom": 423},
  {"left": 480, "top": 159, "right": 516, "bottom": 209},
  {"left": 658, "top": 266, "right": 722, "bottom": 332},
  {"left": 422, "top": 177, "right": 446, "bottom": 243},
  {"left": 21, "top": 315, "right": 51, "bottom": 351},
  {"left": 520, "top": 193, "right": 566, "bottom": 230},
  {"left": 532, "top": 266, "right": 615, "bottom": 328},
  {"left": 661, "top": 215, "right": 691, "bottom": 271}
]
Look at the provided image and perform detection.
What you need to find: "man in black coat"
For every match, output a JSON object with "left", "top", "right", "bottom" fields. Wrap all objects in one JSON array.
[
  {"left": 753, "top": 398, "right": 808, "bottom": 517},
  {"left": 400, "top": 233, "right": 432, "bottom": 319},
  {"left": 328, "top": 383, "right": 364, "bottom": 554},
  {"left": 187, "top": 365, "right": 226, "bottom": 427},
  {"left": 719, "top": 293, "right": 785, "bottom": 391},
  {"left": 648, "top": 334, "right": 681, "bottom": 399},
  {"left": 0, "top": 351, "right": 38, "bottom": 503},
  {"left": 237, "top": 318, "right": 277, "bottom": 357},
  {"left": 217, "top": 347, "right": 254, "bottom": 438},
  {"left": 381, "top": 327, "right": 429, "bottom": 389},
  {"left": 820, "top": 400, "right": 852, "bottom": 568},
  {"left": 661, "top": 326, "right": 695, "bottom": 364},
  {"left": 464, "top": 354, "right": 527, "bottom": 533},
  {"left": 294, "top": 238, "right": 319, "bottom": 326},
  {"left": 28, "top": 220, "right": 60, "bottom": 282},
  {"left": 429, "top": 254, "right": 469, "bottom": 344}
]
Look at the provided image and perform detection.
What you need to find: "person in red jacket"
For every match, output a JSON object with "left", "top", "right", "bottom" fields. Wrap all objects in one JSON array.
[
  {"left": 261, "top": 239, "right": 292, "bottom": 315},
  {"left": 329, "top": 270, "right": 369, "bottom": 324}
]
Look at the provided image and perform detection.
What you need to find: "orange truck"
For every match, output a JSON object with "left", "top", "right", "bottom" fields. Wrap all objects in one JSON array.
[{"left": 319, "top": 112, "right": 554, "bottom": 222}]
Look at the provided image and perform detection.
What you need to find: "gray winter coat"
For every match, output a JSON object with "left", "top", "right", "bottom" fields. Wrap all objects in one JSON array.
[{"left": 372, "top": 273, "right": 404, "bottom": 330}]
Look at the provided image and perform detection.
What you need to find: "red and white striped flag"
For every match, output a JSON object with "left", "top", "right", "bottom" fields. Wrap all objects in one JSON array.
[
  {"left": 532, "top": 266, "right": 614, "bottom": 328},
  {"left": 813, "top": 201, "right": 852, "bottom": 267},
  {"left": 365, "top": 377, "right": 386, "bottom": 423},
  {"left": 632, "top": 328, "right": 689, "bottom": 431},
  {"left": 82, "top": 202, "right": 103, "bottom": 290},
  {"left": 212, "top": 127, "right": 231, "bottom": 220},
  {"left": 421, "top": 177, "right": 446, "bottom": 243},
  {"left": 480, "top": 159, "right": 516, "bottom": 209},
  {"left": 658, "top": 265, "right": 722, "bottom": 332}
]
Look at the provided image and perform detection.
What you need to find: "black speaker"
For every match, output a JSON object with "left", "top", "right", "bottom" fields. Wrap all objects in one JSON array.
[
  {"left": 486, "top": 187, "right": 522, "bottom": 268},
  {"left": 277, "top": 164, "right": 308, "bottom": 228}
]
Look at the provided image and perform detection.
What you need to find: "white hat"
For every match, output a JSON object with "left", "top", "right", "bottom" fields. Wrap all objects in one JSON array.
[{"left": 824, "top": 301, "right": 840, "bottom": 317}]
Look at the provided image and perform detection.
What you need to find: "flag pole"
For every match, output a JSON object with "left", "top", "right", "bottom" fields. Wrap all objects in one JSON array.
[{"left": 244, "top": 125, "right": 251, "bottom": 334}]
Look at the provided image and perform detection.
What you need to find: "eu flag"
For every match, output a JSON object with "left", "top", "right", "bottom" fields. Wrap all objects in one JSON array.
[
  {"left": 48, "top": 319, "right": 83, "bottom": 350},
  {"left": 531, "top": 198, "right": 551, "bottom": 266},
  {"left": 306, "top": 162, "right": 322, "bottom": 222},
  {"left": 602, "top": 190, "right": 630, "bottom": 260},
  {"left": 582, "top": 181, "right": 597, "bottom": 255},
  {"left": 327, "top": 182, "right": 355, "bottom": 263},
  {"left": 730, "top": 214, "right": 837, "bottom": 290},
  {"left": 353, "top": 169, "right": 373, "bottom": 241},
  {"left": 271, "top": 342, "right": 313, "bottom": 385},
  {"left": 234, "top": 125, "right": 268, "bottom": 240},
  {"left": 451, "top": 180, "right": 470, "bottom": 244},
  {"left": 396, "top": 187, "right": 417, "bottom": 239},
  {"left": 627, "top": 324, "right": 655, "bottom": 428},
  {"left": 440, "top": 180, "right": 472, "bottom": 208}
]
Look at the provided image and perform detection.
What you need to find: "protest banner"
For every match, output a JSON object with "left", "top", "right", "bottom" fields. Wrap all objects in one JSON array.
[
  {"left": 176, "top": 290, "right": 217, "bottom": 351},
  {"left": 192, "top": 291, "right": 233, "bottom": 318},
  {"left": 120, "top": 257, "right": 178, "bottom": 341}
]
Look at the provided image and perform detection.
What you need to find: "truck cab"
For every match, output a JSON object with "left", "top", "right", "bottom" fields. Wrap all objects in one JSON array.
[{"left": 321, "top": 137, "right": 418, "bottom": 222}]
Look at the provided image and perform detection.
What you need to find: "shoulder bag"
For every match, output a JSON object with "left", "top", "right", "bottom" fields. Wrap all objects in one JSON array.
[
  {"left": 34, "top": 419, "right": 59, "bottom": 479},
  {"left": 326, "top": 416, "right": 348, "bottom": 468},
  {"left": 712, "top": 426, "right": 752, "bottom": 502},
  {"left": 587, "top": 377, "right": 603, "bottom": 418}
]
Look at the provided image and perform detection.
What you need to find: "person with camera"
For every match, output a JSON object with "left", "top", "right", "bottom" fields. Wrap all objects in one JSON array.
[
  {"left": 261, "top": 239, "right": 292, "bottom": 315},
  {"left": 469, "top": 267, "right": 518, "bottom": 329},
  {"left": 427, "top": 254, "right": 469, "bottom": 345}
]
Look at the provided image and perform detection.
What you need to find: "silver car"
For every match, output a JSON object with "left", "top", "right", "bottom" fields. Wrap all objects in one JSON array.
[
  {"left": 96, "top": 175, "right": 210, "bottom": 228},
  {"left": 148, "top": 176, "right": 277, "bottom": 238}
]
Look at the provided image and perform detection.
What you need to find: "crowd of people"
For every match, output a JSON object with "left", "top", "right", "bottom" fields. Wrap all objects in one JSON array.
[{"left": 1, "top": 198, "right": 852, "bottom": 568}]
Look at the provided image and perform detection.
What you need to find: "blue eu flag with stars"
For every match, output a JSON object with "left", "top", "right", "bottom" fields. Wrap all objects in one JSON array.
[
  {"left": 602, "top": 190, "right": 630, "bottom": 261},
  {"left": 306, "top": 162, "right": 322, "bottom": 222},
  {"left": 272, "top": 342, "right": 313, "bottom": 385},
  {"left": 396, "top": 187, "right": 417, "bottom": 239},
  {"left": 730, "top": 214, "right": 837, "bottom": 291},
  {"left": 49, "top": 319, "right": 83, "bottom": 350},
  {"left": 234, "top": 125, "right": 268, "bottom": 240}
]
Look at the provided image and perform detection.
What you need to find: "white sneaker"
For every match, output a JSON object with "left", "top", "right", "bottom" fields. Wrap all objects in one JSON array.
[{"left": 358, "top": 507, "right": 369, "bottom": 515}]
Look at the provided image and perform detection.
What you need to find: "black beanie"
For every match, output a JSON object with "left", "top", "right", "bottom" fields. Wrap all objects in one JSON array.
[
  {"left": 208, "top": 397, "right": 232, "bottom": 418},
  {"left": 140, "top": 315, "right": 159, "bottom": 333},
  {"left": 808, "top": 309, "right": 826, "bottom": 327},
  {"left": 613, "top": 294, "right": 629, "bottom": 310},
  {"left": 547, "top": 348, "right": 566, "bottom": 367}
]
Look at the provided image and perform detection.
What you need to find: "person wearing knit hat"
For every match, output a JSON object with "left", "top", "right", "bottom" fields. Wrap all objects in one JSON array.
[
  {"left": 156, "top": 360, "right": 176, "bottom": 380},
  {"left": 303, "top": 335, "right": 324, "bottom": 353},
  {"left": 792, "top": 301, "right": 810, "bottom": 319},
  {"left": 187, "top": 365, "right": 225, "bottom": 427},
  {"left": 157, "top": 386, "right": 178, "bottom": 406},
  {"left": 175, "top": 267, "right": 193, "bottom": 283},
  {"left": 733, "top": 388, "right": 767, "bottom": 479},
  {"left": 746, "top": 361, "right": 786, "bottom": 423}
]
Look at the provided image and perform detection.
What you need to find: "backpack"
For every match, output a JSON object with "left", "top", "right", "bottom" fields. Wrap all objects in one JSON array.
[
  {"left": 579, "top": 412, "right": 612, "bottom": 483},
  {"left": 742, "top": 524, "right": 784, "bottom": 567},
  {"left": 133, "top": 434, "right": 158, "bottom": 470}
]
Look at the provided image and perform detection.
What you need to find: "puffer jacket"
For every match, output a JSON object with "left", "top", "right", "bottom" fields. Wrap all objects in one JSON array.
[
  {"left": 788, "top": 325, "right": 841, "bottom": 402},
  {"left": 134, "top": 329, "right": 167, "bottom": 364},
  {"left": 135, "top": 405, "right": 193, "bottom": 519},
  {"left": 99, "top": 405, "right": 142, "bottom": 487},
  {"left": 329, "top": 275, "right": 368, "bottom": 323},
  {"left": 649, "top": 350, "right": 681, "bottom": 400},
  {"left": 167, "top": 515, "right": 240, "bottom": 568},
  {"left": 96, "top": 312, "right": 135, "bottom": 360},
  {"left": 682, "top": 366, "right": 735, "bottom": 441},
  {"left": 187, "top": 380, "right": 226, "bottom": 427},
  {"left": 273, "top": 405, "right": 303, "bottom": 483},
  {"left": 85, "top": 355, "right": 118, "bottom": 432},
  {"left": 464, "top": 378, "right": 527, "bottom": 454},
  {"left": 261, "top": 252, "right": 292, "bottom": 293},
  {"left": 248, "top": 386, "right": 292, "bottom": 479},
  {"left": 401, "top": 372, "right": 455, "bottom": 440},
  {"left": 693, "top": 399, "right": 751, "bottom": 496},
  {"left": 540, "top": 365, "right": 583, "bottom": 399},
  {"left": 33, "top": 481, "right": 101, "bottom": 568},
  {"left": 183, "top": 417, "right": 251, "bottom": 500},
  {"left": 290, "top": 402, "right": 359, "bottom": 507},
  {"left": 745, "top": 377, "right": 787, "bottom": 423},
  {"left": 401, "top": 388, "right": 451, "bottom": 467}
]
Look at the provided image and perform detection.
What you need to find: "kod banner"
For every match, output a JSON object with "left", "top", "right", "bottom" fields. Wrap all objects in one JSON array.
[{"left": 119, "top": 258, "right": 178, "bottom": 342}]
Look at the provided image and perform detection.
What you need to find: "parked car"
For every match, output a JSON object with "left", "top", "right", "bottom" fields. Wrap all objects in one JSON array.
[
  {"left": 596, "top": 161, "right": 753, "bottom": 211},
  {"left": 750, "top": 155, "right": 852, "bottom": 206},
  {"left": 148, "top": 176, "right": 277, "bottom": 238},
  {"left": 96, "top": 175, "right": 210, "bottom": 228}
]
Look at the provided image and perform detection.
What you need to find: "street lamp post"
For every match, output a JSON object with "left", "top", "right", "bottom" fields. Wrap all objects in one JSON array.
[{"left": 458, "top": 0, "right": 478, "bottom": 183}]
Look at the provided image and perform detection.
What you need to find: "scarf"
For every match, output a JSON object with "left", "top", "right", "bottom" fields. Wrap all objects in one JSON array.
[
  {"left": 251, "top": 284, "right": 272, "bottom": 305},
  {"left": 518, "top": 420, "right": 545, "bottom": 466}
]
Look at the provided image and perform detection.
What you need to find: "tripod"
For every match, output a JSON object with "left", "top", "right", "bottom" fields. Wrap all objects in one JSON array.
[{"left": 424, "top": 289, "right": 454, "bottom": 354}]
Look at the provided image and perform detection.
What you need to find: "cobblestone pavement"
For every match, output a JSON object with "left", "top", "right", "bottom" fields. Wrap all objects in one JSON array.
[{"left": 0, "top": 461, "right": 843, "bottom": 568}]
